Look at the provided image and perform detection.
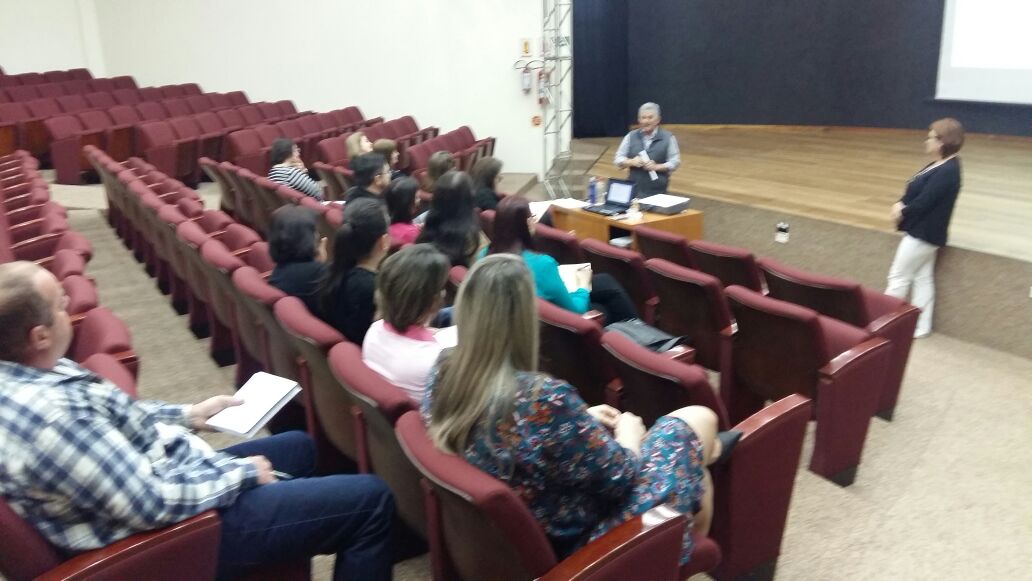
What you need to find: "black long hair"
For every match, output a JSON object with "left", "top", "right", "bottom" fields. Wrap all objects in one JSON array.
[
  {"left": 384, "top": 177, "right": 419, "bottom": 225},
  {"left": 318, "top": 198, "right": 388, "bottom": 315},
  {"left": 268, "top": 205, "right": 318, "bottom": 264},
  {"left": 416, "top": 171, "right": 480, "bottom": 266},
  {"left": 487, "top": 196, "right": 534, "bottom": 255}
]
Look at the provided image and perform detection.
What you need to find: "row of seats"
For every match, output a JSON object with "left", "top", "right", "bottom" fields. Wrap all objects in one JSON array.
[
  {"left": 0, "top": 150, "right": 141, "bottom": 396},
  {"left": 0, "top": 76, "right": 140, "bottom": 102},
  {"left": 404, "top": 126, "right": 495, "bottom": 183},
  {"left": 496, "top": 217, "right": 918, "bottom": 486},
  {"left": 90, "top": 147, "right": 811, "bottom": 578},
  {"left": 0, "top": 84, "right": 226, "bottom": 160},
  {"left": 0, "top": 67, "right": 93, "bottom": 87},
  {"left": 225, "top": 106, "right": 380, "bottom": 176}
]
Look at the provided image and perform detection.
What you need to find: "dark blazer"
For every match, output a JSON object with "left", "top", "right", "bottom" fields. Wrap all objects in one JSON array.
[
  {"left": 898, "top": 157, "right": 961, "bottom": 247},
  {"left": 269, "top": 261, "right": 326, "bottom": 315},
  {"left": 343, "top": 187, "right": 382, "bottom": 205}
]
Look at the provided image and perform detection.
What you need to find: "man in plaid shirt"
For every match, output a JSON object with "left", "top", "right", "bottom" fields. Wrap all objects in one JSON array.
[{"left": 0, "top": 262, "right": 394, "bottom": 580}]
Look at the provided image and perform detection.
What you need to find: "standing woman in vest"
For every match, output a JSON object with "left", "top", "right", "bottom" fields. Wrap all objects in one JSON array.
[
  {"left": 886, "top": 118, "right": 964, "bottom": 338},
  {"left": 613, "top": 102, "right": 681, "bottom": 196}
]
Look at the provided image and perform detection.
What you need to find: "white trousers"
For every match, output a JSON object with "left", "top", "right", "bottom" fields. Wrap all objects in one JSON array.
[{"left": 885, "top": 234, "right": 938, "bottom": 336}]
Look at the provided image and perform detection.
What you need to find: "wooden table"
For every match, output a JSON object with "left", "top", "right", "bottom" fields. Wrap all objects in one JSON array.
[{"left": 548, "top": 205, "right": 704, "bottom": 248}]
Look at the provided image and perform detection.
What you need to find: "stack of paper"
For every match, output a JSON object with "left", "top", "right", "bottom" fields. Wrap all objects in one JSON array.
[
  {"left": 529, "top": 199, "right": 589, "bottom": 222},
  {"left": 557, "top": 263, "right": 592, "bottom": 293},
  {"left": 206, "top": 372, "right": 302, "bottom": 438}
]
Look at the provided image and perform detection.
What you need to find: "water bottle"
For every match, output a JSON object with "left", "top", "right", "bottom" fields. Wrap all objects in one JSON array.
[{"left": 588, "top": 177, "right": 597, "bottom": 204}]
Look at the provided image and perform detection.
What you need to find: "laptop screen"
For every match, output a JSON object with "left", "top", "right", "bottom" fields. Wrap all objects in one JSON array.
[{"left": 606, "top": 180, "right": 634, "bottom": 205}]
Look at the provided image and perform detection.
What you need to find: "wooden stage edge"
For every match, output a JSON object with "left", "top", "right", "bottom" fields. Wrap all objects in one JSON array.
[{"left": 578, "top": 124, "right": 1032, "bottom": 264}]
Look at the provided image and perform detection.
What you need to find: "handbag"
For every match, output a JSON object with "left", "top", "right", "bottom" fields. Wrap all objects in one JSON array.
[{"left": 604, "top": 318, "right": 689, "bottom": 353}]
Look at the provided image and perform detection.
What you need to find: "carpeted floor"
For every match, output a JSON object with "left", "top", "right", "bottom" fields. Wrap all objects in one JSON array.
[{"left": 59, "top": 180, "right": 1032, "bottom": 579}]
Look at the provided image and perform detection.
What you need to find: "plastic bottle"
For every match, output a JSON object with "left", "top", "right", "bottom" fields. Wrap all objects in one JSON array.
[{"left": 587, "top": 176, "right": 597, "bottom": 204}]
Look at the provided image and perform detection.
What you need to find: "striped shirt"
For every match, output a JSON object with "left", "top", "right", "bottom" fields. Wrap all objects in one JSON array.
[
  {"left": 0, "top": 358, "right": 258, "bottom": 551},
  {"left": 268, "top": 164, "right": 324, "bottom": 200}
]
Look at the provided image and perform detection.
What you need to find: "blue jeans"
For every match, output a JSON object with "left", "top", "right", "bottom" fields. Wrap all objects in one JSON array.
[{"left": 218, "top": 432, "right": 394, "bottom": 580}]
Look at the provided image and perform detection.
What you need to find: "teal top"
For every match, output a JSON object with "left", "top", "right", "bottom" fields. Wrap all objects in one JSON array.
[{"left": 478, "top": 249, "right": 590, "bottom": 313}]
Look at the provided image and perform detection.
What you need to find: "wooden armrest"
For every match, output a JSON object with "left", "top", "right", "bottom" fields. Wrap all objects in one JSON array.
[
  {"left": 663, "top": 345, "right": 696, "bottom": 364},
  {"left": 38, "top": 511, "right": 221, "bottom": 581},
  {"left": 819, "top": 337, "right": 891, "bottom": 379},
  {"left": 867, "top": 304, "right": 919, "bottom": 335},
  {"left": 540, "top": 511, "right": 686, "bottom": 581},
  {"left": 732, "top": 393, "right": 812, "bottom": 438},
  {"left": 582, "top": 310, "right": 605, "bottom": 323}
]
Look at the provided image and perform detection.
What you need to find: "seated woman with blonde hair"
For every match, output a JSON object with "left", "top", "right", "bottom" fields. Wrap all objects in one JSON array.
[
  {"left": 346, "top": 131, "right": 373, "bottom": 161},
  {"left": 363, "top": 244, "right": 453, "bottom": 403},
  {"left": 422, "top": 254, "right": 726, "bottom": 565}
]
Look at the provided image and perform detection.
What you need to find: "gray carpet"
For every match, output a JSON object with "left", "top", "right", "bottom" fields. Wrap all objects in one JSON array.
[{"left": 65, "top": 202, "right": 1032, "bottom": 580}]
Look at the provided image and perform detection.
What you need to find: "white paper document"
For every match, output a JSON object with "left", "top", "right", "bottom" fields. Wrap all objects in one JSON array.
[
  {"left": 529, "top": 199, "right": 589, "bottom": 222},
  {"left": 638, "top": 194, "right": 689, "bottom": 208},
  {"left": 557, "top": 263, "right": 592, "bottom": 293},
  {"left": 205, "top": 372, "right": 302, "bottom": 438},
  {"left": 638, "top": 150, "right": 659, "bottom": 181}
]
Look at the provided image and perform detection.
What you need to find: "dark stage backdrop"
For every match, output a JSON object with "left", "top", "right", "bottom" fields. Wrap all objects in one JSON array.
[{"left": 574, "top": 0, "right": 1032, "bottom": 137}]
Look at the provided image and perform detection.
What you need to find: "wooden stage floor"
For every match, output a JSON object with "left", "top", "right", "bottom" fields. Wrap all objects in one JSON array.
[{"left": 580, "top": 125, "right": 1032, "bottom": 263}]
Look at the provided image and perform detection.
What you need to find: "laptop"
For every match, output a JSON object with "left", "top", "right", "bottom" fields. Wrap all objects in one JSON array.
[{"left": 584, "top": 178, "right": 635, "bottom": 216}]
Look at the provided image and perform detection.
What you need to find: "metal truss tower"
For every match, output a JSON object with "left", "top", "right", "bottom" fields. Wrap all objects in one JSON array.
[{"left": 541, "top": 0, "right": 573, "bottom": 199}]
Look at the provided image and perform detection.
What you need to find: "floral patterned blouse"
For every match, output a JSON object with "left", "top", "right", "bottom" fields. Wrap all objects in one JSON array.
[{"left": 421, "top": 367, "right": 705, "bottom": 563}]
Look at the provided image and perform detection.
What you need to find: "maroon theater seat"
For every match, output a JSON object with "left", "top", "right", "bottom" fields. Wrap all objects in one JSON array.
[
  {"left": 25, "top": 97, "right": 62, "bottom": 120},
  {"left": 111, "top": 75, "right": 138, "bottom": 90},
  {"left": 216, "top": 107, "right": 246, "bottom": 131},
  {"left": 0, "top": 103, "right": 48, "bottom": 156},
  {"left": 725, "top": 285, "right": 892, "bottom": 486},
  {"left": 61, "top": 274, "right": 99, "bottom": 326},
  {"left": 135, "top": 101, "right": 168, "bottom": 121},
  {"left": 226, "top": 128, "right": 268, "bottom": 175},
  {"left": 78, "top": 109, "right": 133, "bottom": 161},
  {"left": 160, "top": 97, "right": 192, "bottom": 118},
  {"left": 68, "top": 68, "right": 93, "bottom": 80},
  {"left": 646, "top": 259, "right": 734, "bottom": 391},
  {"left": 274, "top": 100, "right": 298, "bottom": 118},
  {"left": 137, "top": 86, "right": 164, "bottom": 102},
  {"left": 231, "top": 265, "right": 290, "bottom": 381},
  {"left": 329, "top": 342, "right": 424, "bottom": 536},
  {"left": 635, "top": 225, "right": 697, "bottom": 268},
  {"left": 758, "top": 258, "right": 920, "bottom": 420},
  {"left": 36, "top": 83, "right": 65, "bottom": 99},
  {"left": 687, "top": 240, "right": 765, "bottom": 292},
  {"left": 237, "top": 104, "right": 264, "bottom": 126},
  {"left": 67, "top": 306, "right": 139, "bottom": 378},
  {"left": 79, "top": 352, "right": 137, "bottom": 397},
  {"left": 107, "top": 104, "right": 142, "bottom": 126},
  {"left": 137, "top": 121, "right": 200, "bottom": 185},
  {"left": 536, "top": 298, "right": 615, "bottom": 407},
  {"left": 274, "top": 296, "right": 353, "bottom": 471},
  {"left": 224, "top": 90, "right": 249, "bottom": 106},
  {"left": 43, "top": 70, "right": 72, "bottom": 83},
  {"left": 58, "top": 79, "right": 89, "bottom": 94},
  {"left": 257, "top": 102, "right": 284, "bottom": 121},
  {"left": 82, "top": 91, "right": 117, "bottom": 109},
  {"left": 158, "top": 84, "right": 185, "bottom": 98},
  {"left": 112, "top": 88, "right": 142, "bottom": 105},
  {"left": 55, "top": 93, "right": 90, "bottom": 113},
  {"left": 395, "top": 411, "right": 702, "bottom": 580},
  {"left": 6, "top": 85, "right": 40, "bottom": 102},
  {"left": 87, "top": 78, "right": 116, "bottom": 93},
  {"left": 43, "top": 115, "right": 104, "bottom": 184},
  {"left": 199, "top": 237, "right": 249, "bottom": 364},
  {"left": 533, "top": 223, "right": 586, "bottom": 265},
  {"left": 168, "top": 115, "right": 223, "bottom": 167},
  {"left": 185, "top": 93, "right": 214, "bottom": 114},
  {"left": 208, "top": 92, "right": 234, "bottom": 109},
  {"left": 178, "top": 83, "right": 203, "bottom": 96},
  {"left": 580, "top": 238, "right": 658, "bottom": 323}
]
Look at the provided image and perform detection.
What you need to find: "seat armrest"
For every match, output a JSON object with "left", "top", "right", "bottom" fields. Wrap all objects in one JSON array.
[
  {"left": 38, "top": 511, "right": 221, "bottom": 581},
  {"left": 540, "top": 512, "right": 686, "bottom": 581},
  {"left": 867, "top": 304, "right": 919, "bottom": 336},
  {"left": 819, "top": 337, "right": 891, "bottom": 379}
]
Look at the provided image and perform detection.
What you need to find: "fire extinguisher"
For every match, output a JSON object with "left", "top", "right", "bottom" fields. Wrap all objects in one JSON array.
[
  {"left": 521, "top": 67, "right": 532, "bottom": 94},
  {"left": 537, "top": 69, "right": 550, "bottom": 106}
]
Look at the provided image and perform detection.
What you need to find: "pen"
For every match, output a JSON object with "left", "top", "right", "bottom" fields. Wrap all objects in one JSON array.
[{"left": 272, "top": 470, "right": 294, "bottom": 481}]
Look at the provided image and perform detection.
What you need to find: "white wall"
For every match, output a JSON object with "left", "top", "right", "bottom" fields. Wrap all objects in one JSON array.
[
  {"left": 92, "top": 0, "right": 548, "bottom": 174},
  {"left": 0, "top": 0, "right": 98, "bottom": 75}
]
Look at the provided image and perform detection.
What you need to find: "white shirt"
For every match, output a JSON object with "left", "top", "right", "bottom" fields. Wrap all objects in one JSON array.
[{"left": 362, "top": 320, "right": 452, "bottom": 403}]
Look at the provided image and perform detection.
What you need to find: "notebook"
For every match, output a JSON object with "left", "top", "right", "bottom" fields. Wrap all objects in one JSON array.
[
  {"left": 205, "top": 372, "right": 302, "bottom": 438},
  {"left": 557, "top": 263, "right": 592, "bottom": 293}
]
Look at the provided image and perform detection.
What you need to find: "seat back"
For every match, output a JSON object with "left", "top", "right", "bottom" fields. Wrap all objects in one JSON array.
[
  {"left": 395, "top": 411, "right": 558, "bottom": 580},
  {"left": 274, "top": 297, "right": 355, "bottom": 465},
  {"left": 316, "top": 135, "right": 348, "bottom": 166},
  {"left": 6, "top": 85, "right": 39, "bottom": 102},
  {"left": 43, "top": 70, "right": 71, "bottom": 83},
  {"left": 185, "top": 94, "right": 213, "bottom": 114},
  {"left": 111, "top": 75, "right": 138, "bottom": 90},
  {"left": 580, "top": 239, "right": 655, "bottom": 321},
  {"left": 536, "top": 298, "right": 614, "bottom": 406},
  {"left": 108, "top": 104, "right": 141, "bottom": 125},
  {"left": 725, "top": 285, "right": 828, "bottom": 401},
  {"left": 329, "top": 342, "right": 424, "bottom": 536},
  {"left": 646, "top": 259, "right": 733, "bottom": 372},
  {"left": 0, "top": 498, "right": 63, "bottom": 580},
  {"left": 200, "top": 238, "right": 247, "bottom": 331},
  {"left": 224, "top": 90, "right": 249, "bottom": 106},
  {"left": 160, "top": 98, "right": 192, "bottom": 118},
  {"left": 687, "top": 240, "right": 765, "bottom": 291},
  {"left": 758, "top": 258, "right": 869, "bottom": 327},
  {"left": 533, "top": 223, "right": 585, "bottom": 264},
  {"left": 26, "top": 97, "right": 61, "bottom": 118},
  {"left": 257, "top": 102, "right": 282, "bottom": 121},
  {"left": 158, "top": 84, "right": 184, "bottom": 98},
  {"left": 601, "top": 330, "right": 729, "bottom": 429},
  {"left": 87, "top": 78, "right": 116, "bottom": 93},
  {"left": 231, "top": 266, "right": 291, "bottom": 378},
  {"left": 112, "top": 88, "right": 142, "bottom": 105},
  {"left": 635, "top": 226, "right": 696, "bottom": 268},
  {"left": 83, "top": 91, "right": 117, "bottom": 110},
  {"left": 238, "top": 104, "right": 263, "bottom": 125},
  {"left": 137, "top": 86, "right": 164, "bottom": 102},
  {"left": 135, "top": 101, "right": 167, "bottom": 121},
  {"left": 56, "top": 94, "right": 90, "bottom": 113},
  {"left": 36, "top": 83, "right": 64, "bottom": 99}
]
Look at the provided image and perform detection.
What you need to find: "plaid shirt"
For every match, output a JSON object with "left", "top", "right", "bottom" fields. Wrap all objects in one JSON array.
[{"left": 0, "top": 358, "right": 258, "bottom": 551}]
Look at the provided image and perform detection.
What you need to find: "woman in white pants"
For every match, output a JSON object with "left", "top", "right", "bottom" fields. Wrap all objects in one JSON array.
[{"left": 886, "top": 118, "right": 964, "bottom": 338}]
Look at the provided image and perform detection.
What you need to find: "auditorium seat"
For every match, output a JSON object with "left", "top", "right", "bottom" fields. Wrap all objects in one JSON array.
[
  {"left": 6, "top": 85, "right": 40, "bottom": 102},
  {"left": 160, "top": 97, "right": 193, "bottom": 118},
  {"left": 224, "top": 90, "right": 249, "bottom": 106},
  {"left": 598, "top": 331, "right": 812, "bottom": 579},
  {"left": 77, "top": 109, "right": 134, "bottom": 161},
  {"left": 138, "top": 86, "right": 164, "bottom": 102},
  {"left": 111, "top": 75, "right": 138, "bottom": 90},
  {"left": 36, "top": 83, "right": 64, "bottom": 99},
  {"left": 157, "top": 84, "right": 185, "bottom": 99},
  {"left": 0, "top": 102, "right": 49, "bottom": 156},
  {"left": 68, "top": 68, "right": 92, "bottom": 81},
  {"left": 199, "top": 237, "right": 249, "bottom": 364},
  {"left": 536, "top": 298, "right": 616, "bottom": 406},
  {"left": 533, "top": 223, "right": 586, "bottom": 265},
  {"left": 581, "top": 238, "right": 658, "bottom": 323},
  {"left": 687, "top": 240, "right": 765, "bottom": 292},
  {"left": 646, "top": 259, "right": 734, "bottom": 393},
  {"left": 395, "top": 411, "right": 704, "bottom": 580},
  {"left": 312, "top": 162, "right": 352, "bottom": 201},
  {"left": 185, "top": 93, "right": 214, "bottom": 114},
  {"left": 25, "top": 97, "right": 62, "bottom": 120},
  {"left": 135, "top": 101, "right": 168, "bottom": 122},
  {"left": 67, "top": 306, "right": 139, "bottom": 378},
  {"left": 274, "top": 296, "right": 356, "bottom": 471},
  {"left": 221, "top": 163, "right": 259, "bottom": 230},
  {"left": 208, "top": 92, "right": 234, "bottom": 110},
  {"left": 0, "top": 501, "right": 221, "bottom": 581},
  {"left": 137, "top": 121, "right": 199, "bottom": 185},
  {"left": 725, "top": 285, "right": 891, "bottom": 486},
  {"left": 226, "top": 128, "right": 268, "bottom": 175},
  {"left": 238, "top": 104, "right": 264, "bottom": 126},
  {"left": 83, "top": 91, "right": 117, "bottom": 110},
  {"left": 56, "top": 93, "right": 91, "bottom": 113},
  {"left": 175, "top": 220, "right": 218, "bottom": 335},
  {"left": 199, "top": 157, "right": 237, "bottom": 217},
  {"left": 79, "top": 352, "right": 137, "bottom": 397},
  {"left": 328, "top": 342, "right": 425, "bottom": 537},
  {"left": 178, "top": 83, "right": 203, "bottom": 96},
  {"left": 58, "top": 79, "right": 89, "bottom": 95},
  {"left": 168, "top": 115, "right": 223, "bottom": 166},
  {"left": 43, "top": 115, "right": 106, "bottom": 184},
  {"left": 216, "top": 107, "right": 246, "bottom": 132},
  {"left": 107, "top": 103, "right": 143, "bottom": 128},
  {"left": 257, "top": 102, "right": 285, "bottom": 122},
  {"left": 87, "top": 78, "right": 116, "bottom": 93},
  {"left": 758, "top": 258, "right": 920, "bottom": 420},
  {"left": 42, "top": 70, "right": 71, "bottom": 84},
  {"left": 635, "top": 226, "right": 696, "bottom": 268},
  {"left": 112, "top": 88, "right": 142, "bottom": 105},
  {"left": 62, "top": 274, "right": 100, "bottom": 326},
  {"left": 231, "top": 265, "right": 290, "bottom": 384}
]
